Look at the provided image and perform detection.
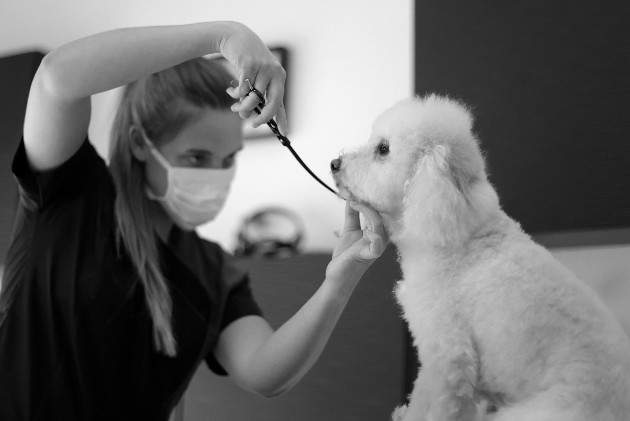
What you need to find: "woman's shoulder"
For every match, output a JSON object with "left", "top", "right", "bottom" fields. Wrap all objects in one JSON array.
[
  {"left": 12, "top": 137, "right": 114, "bottom": 212},
  {"left": 169, "top": 228, "right": 247, "bottom": 288}
]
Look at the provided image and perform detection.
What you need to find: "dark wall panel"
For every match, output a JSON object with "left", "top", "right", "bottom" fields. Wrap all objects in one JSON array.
[
  {"left": 414, "top": 1, "right": 630, "bottom": 244},
  {"left": 0, "top": 51, "right": 44, "bottom": 264}
]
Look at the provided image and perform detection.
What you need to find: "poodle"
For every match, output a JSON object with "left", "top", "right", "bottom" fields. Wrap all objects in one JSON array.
[{"left": 330, "top": 95, "right": 630, "bottom": 421}]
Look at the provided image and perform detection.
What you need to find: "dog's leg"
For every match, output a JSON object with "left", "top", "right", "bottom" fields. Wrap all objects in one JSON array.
[
  {"left": 395, "top": 340, "right": 481, "bottom": 421},
  {"left": 487, "top": 387, "right": 607, "bottom": 421}
]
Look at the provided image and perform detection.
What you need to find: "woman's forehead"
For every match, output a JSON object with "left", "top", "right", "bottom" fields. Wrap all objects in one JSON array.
[{"left": 165, "top": 108, "right": 243, "bottom": 154}]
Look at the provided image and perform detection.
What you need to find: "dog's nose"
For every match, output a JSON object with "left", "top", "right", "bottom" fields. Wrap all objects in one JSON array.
[{"left": 330, "top": 158, "right": 342, "bottom": 173}]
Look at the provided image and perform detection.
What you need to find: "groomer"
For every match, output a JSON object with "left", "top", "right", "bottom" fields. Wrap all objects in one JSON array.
[{"left": 0, "top": 21, "right": 386, "bottom": 420}]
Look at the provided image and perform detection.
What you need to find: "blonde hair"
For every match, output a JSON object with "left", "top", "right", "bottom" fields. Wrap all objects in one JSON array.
[{"left": 108, "top": 58, "right": 235, "bottom": 356}]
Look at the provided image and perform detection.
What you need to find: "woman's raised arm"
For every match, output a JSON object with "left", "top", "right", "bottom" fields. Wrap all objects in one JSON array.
[{"left": 23, "top": 21, "right": 286, "bottom": 171}]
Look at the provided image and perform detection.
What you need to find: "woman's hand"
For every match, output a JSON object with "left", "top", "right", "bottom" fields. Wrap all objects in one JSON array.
[
  {"left": 325, "top": 201, "right": 388, "bottom": 295},
  {"left": 221, "top": 22, "right": 288, "bottom": 135}
]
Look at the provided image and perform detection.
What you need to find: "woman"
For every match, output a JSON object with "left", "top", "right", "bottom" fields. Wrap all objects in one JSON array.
[{"left": 0, "top": 21, "right": 386, "bottom": 420}]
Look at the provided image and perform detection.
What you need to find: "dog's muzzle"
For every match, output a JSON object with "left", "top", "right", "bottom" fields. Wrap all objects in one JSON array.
[{"left": 330, "top": 158, "right": 342, "bottom": 173}]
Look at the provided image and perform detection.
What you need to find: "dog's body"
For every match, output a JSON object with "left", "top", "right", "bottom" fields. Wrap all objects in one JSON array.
[{"left": 331, "top": 95, "right": 630, "bottom": 421}]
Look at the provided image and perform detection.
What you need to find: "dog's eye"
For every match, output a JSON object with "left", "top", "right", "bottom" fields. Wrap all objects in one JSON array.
[{"left": 376, "top": 140, "right": 390, "bottom": 156}]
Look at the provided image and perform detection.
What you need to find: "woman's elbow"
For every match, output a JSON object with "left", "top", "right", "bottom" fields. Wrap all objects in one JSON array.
[
  {"left": 257, "top": 383, "right": 293, "bottom": 399},
  {"left": 34, "top": 50, "right": 83, "bottom": 100},
  {"left": 241, "top": 377, "right": 296, "bottom": 399}
]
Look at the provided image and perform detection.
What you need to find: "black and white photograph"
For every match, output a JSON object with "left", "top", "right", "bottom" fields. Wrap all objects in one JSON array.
[{"left": 0, "top": 1, "right": 629, "bottom": 420}]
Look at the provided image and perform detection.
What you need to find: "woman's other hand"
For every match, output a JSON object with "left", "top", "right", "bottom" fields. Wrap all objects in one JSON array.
[{"left": 325, "top": 201, "right": 388, "bottom": 295}]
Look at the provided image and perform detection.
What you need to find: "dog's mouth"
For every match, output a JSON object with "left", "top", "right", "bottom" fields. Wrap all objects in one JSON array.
[
  {"left": 332, "top": 180, "right": 355, "bottom": 202},
  {"left": 333, "top": 175, "right": 371, "bottom": 208},
  {"left": 335, "top": 184, "right": 374, "bottom": 211}
]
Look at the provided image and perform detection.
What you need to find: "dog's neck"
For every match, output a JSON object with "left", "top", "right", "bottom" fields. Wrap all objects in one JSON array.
[
  {"left": 383, "top": 218, "right": 404, "bottom": 244},
  {"left": 391, "top": 179, "right": 502, "bottom": 254},
  {"left": 392, "top": 210, "right": 512, "bottom": 266}
]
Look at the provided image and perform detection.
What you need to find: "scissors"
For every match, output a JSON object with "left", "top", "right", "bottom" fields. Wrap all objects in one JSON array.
[{"left": 231, "top": 79, "right": 338, "bottom": 196}]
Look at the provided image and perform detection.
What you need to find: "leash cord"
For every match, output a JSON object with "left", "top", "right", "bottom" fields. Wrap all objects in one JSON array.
[{"left": 238, "top": 80, "right": 339, "bottom": 196}]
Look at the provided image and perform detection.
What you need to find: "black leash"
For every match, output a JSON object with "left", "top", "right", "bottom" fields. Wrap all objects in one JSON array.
[{"left": 232, "top": 79, "right": 338, "bottom": 196}]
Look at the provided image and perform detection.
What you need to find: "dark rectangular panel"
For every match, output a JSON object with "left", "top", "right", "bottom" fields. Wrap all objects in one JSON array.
[
  {"left": 414, "top": 1, "right": 630, "bottom": 244},
  {"left": 0, "top": 51, "right": 45, "bottom": 264}
]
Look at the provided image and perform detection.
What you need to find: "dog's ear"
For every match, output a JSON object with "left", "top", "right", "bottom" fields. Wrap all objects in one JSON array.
[{"left": 402, "top": 144, "right": 482, "bottom": 247}]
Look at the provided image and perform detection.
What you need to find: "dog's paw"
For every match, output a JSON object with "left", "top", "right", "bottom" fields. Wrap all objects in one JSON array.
[{"left": 391, "top": 404, "right": 408, "bottom": 421}]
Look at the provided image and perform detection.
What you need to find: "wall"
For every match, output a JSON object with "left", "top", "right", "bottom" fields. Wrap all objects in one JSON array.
[
  {"left": 0, "top": 0, "right": 414, "bottom": 254},
  {"left": 551, "top": 245, "right": 630, "bottom": 336}
]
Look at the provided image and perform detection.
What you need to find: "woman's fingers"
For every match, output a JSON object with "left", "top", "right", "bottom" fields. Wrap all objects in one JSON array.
[
  {"left": 225, "top": 57, "right": 286, "bottom": 130},
  {"left": 343, "top": 201, "right": 362, "bottom": 232},
  {"left": 348, "top": 202, "right": 385, "bottom": 234},
  {"left": 347, "top": 230, "right": 385, "bottom": 261},
  {"left": 364, "top": 230, "right": 386, "bottom": 258},
  {"left": 253, "top": 72, "right": 286, "bottom": 132},
  {"left": 347, "top": 201, "right": 388, "bottom": 259},
  {"left": 231, "top": 92, "right": 261, "bottom": 113}
]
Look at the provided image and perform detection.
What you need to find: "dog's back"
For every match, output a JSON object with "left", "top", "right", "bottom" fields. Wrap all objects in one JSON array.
[{"left": 452, "top": 212, "right": 630, "bottom": 420}]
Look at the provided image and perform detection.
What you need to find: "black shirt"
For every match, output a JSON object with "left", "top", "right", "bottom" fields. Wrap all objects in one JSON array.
[{"left": 0, "top": 139, "right": 262, "bottom": 420}]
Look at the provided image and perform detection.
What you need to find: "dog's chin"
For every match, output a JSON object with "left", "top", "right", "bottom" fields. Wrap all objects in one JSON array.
[
  {"left": 335, "top": 182, "right": 404, "bottom": 240},
  {"left": 334, "top": 184, "right": 364, "bottom": 206},
  {"left": 336, "top": 184, "right": 383, "bottom": 214},
  {"left": 333, "top": 182, "right": 353, "bottom": 201}
]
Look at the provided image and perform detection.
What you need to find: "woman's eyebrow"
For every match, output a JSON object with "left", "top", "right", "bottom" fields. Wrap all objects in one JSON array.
[
  {"left": 184, "top": 146, "right": 243, "bottom": 155},
  {"left": 185, "top": 148, "right": 213, "bottom": 155}
]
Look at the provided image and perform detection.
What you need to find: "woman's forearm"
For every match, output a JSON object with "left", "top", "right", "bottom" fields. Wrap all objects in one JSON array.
[
  {"left": 39, "top": 21, "right": 238, "bottom": 99},
  {"left": 246, "top": 276, "right": 361, "bottom": 397}
]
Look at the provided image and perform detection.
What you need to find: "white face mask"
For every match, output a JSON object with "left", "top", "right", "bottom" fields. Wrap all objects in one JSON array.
[{"left": 144, "top": 138, "right": 236, "bottom": 230}]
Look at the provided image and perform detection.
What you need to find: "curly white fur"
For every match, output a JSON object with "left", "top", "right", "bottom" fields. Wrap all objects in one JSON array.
[{"left": 332, "top": 95, "right": 630, "bottom": 421}]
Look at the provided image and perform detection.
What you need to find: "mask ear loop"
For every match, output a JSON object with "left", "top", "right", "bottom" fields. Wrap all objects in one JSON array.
[
  {"left": 133, "top": 125, "right": 170, "bottom": 167},
  {"left": 143, "top": 137, "right": 174, "bottom": 171},
  {"left": 133, "top": 129, "right": 173, "bottom": 201}
]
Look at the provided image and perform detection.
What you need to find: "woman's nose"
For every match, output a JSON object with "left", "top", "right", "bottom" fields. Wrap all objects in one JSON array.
[{"left": 330, "top": 158, "right": 342, "bottom": 173}]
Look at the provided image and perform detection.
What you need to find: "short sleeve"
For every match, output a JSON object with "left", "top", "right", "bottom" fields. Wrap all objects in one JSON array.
[
  {"left": 220, "top": 256, "right": 263, "bottom": 330},
  {"left": 204, "top": 250, "right": 263, "bottom": 376},
  {"left": 11, "top": 138, "right": 108, "bottom": 212}
]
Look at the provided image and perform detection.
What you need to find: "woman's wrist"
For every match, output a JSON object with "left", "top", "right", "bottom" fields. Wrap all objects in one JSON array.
[
  {"left": 210, "top": 21, "right": 244, "bottom": 53},
  {"left": 193, "top": 21, "right": 236, "bottom": 55},
  {"left": 321, "top": 271, "right": 363, "bottom": 304}
]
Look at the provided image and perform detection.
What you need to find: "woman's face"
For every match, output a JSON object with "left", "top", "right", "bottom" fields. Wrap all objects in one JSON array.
[{"left": 144, "top": 107, "right": 243, "bottom": 197}]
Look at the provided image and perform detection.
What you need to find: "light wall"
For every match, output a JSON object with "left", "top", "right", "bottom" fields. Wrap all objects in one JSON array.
[{"left": 0, "top": 0, "right": 414, "bottom": 253}]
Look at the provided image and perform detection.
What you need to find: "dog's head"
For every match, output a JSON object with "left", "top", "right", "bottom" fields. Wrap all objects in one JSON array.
[{"left": 331, "top": 95, "right": 500, "bottom": 248}]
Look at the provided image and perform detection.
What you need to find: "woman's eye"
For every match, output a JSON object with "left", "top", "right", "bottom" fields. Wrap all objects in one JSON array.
[
  {"left": 186, "top": 154, "right": 209, "bottom": 167},
  {"left": 376, "top": 140, "right": 390, "bottom": 156},
  {"left": 222, "top": 153, "right": 239, "bottom": 169}
]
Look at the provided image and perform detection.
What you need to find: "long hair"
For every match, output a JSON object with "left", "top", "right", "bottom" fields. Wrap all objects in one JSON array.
[{"left": 108, "top": 58, "right": 236, "bottom": 356}]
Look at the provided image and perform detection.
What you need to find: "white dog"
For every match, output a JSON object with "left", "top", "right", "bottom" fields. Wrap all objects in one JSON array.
[{"left": 330, "top": 95, "right": 630, "bottom": 421}]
